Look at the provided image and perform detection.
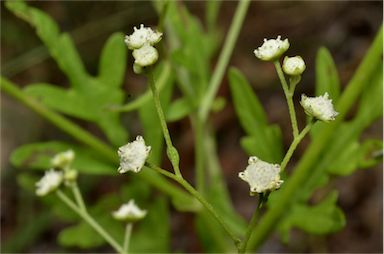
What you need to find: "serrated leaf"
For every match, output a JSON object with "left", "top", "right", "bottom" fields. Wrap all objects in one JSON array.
[
  {"left": 10, "top": 142, "right": 115, "bottom": 175},
  {"left": 98, "top": 33, "right": 127, "bottom": 88},
  {"left": 315, "top": 47, "right": 340, "bottom": 102},
  {"left": 278, "top": 191, "right": 346, "bottom": 243}
]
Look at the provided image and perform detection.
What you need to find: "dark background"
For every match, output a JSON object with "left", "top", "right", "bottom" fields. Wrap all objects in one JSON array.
[{"left": 1, "top": 1, "right": 383, "bottom": 253}]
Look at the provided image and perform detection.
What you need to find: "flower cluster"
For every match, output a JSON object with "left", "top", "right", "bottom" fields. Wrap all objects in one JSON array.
[
  {"left": 254, "top": 36, "right": 290, "bottom": 61},
  {"left": 301, "top": 92, "right": 339, "bottom": 122},
  {"left": 112, "top": 199, "right": 147, "bottom": 222},
  {"left": 239, "top": 156, "right": 283, "bottom": 195},
  {"left": 35, "top": 150, "right": 78, "bottom": 196},
  {"left": 36, "top": 169, "right": 64, "bottom": 196},
  {"left": 118, "top": 136, "right": 151, "bottom": 174},
  {"left": 125, "top": 24, "right": 162, "bottom": 73}
]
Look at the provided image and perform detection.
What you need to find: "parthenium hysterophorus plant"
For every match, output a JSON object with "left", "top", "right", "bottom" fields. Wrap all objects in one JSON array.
[{"left": 2, "top": 0, "right": 382, "bottom": 253}]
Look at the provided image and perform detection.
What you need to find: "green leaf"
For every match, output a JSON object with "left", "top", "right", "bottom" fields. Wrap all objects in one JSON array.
[
  {"left": 131, "top": 197, "right": 170, "bottom": 252},
  {"left": 165, "top": 97, "right": 193, "bottom": 122},
  {"left": 278, "top": 191, "right": 346, "bottom": 243},
  {"left": 228, "top": 67, "right": 267, "bottom": 132},
  {"left": 196, "top": 212, "right": 236, "bottom": 252},
  {"left": 58, "top": 221, "right": 106, "bottom": 248},
  {"left": 241, "top": 125, "right": 283, "bottom": 163},
  {"left": 6, "top": 1, "right": 89, "bottom": 90},
  {"left": 229, "top": 68, "right": 283, "bottom": 163},
  {"left": 24, "top": 84, "right": 97, "bottom": 120},
  {"left": 10, "top": 142, "right": 115, "bottom": 175},
  {"left": 315, "top": 47, "right": 340, "bottom": 102},
  {"left": 353, "top": 68, "right": 383, "bottom": 128},
  {"left": 98, "top": 33, "right": 127, "bottom": 88}
]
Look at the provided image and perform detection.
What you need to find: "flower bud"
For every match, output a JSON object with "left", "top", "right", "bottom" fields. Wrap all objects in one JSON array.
[
  {"left": 283, "top": 56, "right": 306, "bottom": 75},
  {"left": 132, "top": 45, "right": 159, "bottom": 67},
  {"left": 51, "top": 150, "right": 75, "bottom": 169}
]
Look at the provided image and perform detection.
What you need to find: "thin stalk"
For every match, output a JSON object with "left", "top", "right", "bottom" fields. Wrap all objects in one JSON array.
[
  {"left": 238, "top": 194, "right": 265, "bottom": 253},
  {"left": 71, "top": 183, "right": 87, "bottom": 212},
  {"left": 111, "top": 62, "right": 171, "bottom": 112},
  {"left": 280, "top": 120, "right": 314, "bottom": 172},
  {"left": 146, "top": 162, "right": 241, "bottom": 246},
  {"left": 274, "top": 61, "right": 299, "bottom": 138},
  {"left": 0, "top": 77, "right": 193, "bottom": 203},
  {"left": 199, "top": 0, "right": 250, "bottom": 120},
  {"left": 123, "top": 223, "right": 133, "bottom": 254},
  {"left": 247, "top": 27, "right": 383, "bottom": 251},
  {"left": 193, "top": 116, "right": 206, "bottom": 194},
  {"left": 0, "top": 77, "right": 117, "bottom": 162},
  {"left": 56, "top": 190, "right": 125, "bottom": 254},
  {"left": 147, "top": 70, "right": 181, "bottom": 176}
]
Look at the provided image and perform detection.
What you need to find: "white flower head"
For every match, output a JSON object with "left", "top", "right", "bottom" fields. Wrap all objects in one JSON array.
[
  {"left": 124, "top": 24, "right": 162, "bottom": 50},
  {"left": 254, "top": 36, "right": 290, "bottom": 61},
  {"left": 36, "top": 169, "right": 63, "bottom": 196},
  {"left": 118, "top": 136, "right": 151, "bottom": 174},
  {"left": 239, "top": 156, "right": 283, "bottom": 194},
  {"left": 283, "top": 56, "right": 306, "bottom": 75},
  {"left": 51, "top": 150, "right": 75, "bottom": 169},
  {"left": 300, "top": 93, "right": 339, "bottom": 122},
  {"left": 132, "top": 44, "right": 159, "bottom": 67},
  {"left": 112, "top": 199, "right": 147, "bottom": 222}
]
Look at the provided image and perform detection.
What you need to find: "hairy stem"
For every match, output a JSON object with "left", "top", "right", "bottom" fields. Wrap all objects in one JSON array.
[
  {"left": 147, "top": 69, "right": 181, "bottom": 176},
  {"left": 274, "top": 61, "right": 299, "bottom": 138}
]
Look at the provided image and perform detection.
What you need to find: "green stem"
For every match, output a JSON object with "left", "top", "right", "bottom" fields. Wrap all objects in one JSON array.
[
  {"left": 111, "top": 62, "right": 171, "bottom": 112},
  {"left": 147, "top": 69, "right": 181, "bottom": 176},
  {"left": 280, "top": 120, "right": 314, "bottom": 172},
  {"left": 193, "top": 116, "right": 206, "bottom": 194},
  {"left": 146, "top": 162, "right": 241, "bottom": 246},
  {"left": 0, "top": 77, "right": 117, "bottom": 161},
  {"left": 123, "top": 223, "right": 133, "bottom": 254},
  {"left": 0, "top": 77, "right": 194, "bottom": 206},
  {"left": 56, "top": 190, "right": 125, "bottom": 254},
  {"left": 246, "top": 27, "right": 383, "bottom": 251},
  {"left": 71, "top": 183, "right": 87, "bottom": 212},
  {"left": 199, "top": 0, "right": 250, "bottom": 120},
  {"left": 274, "top": 61, "right": 299, "bottom": 138},
  {"left": 238, "top": 194, "right": 265, "bottom": 253}
]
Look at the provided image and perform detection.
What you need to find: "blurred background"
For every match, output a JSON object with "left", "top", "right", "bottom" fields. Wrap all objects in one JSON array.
[{"left": 1, "top": 1, "right": 382, "bottom": 253}]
